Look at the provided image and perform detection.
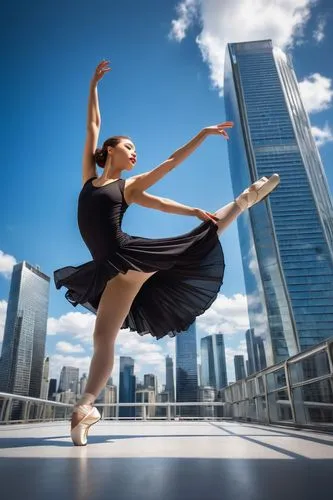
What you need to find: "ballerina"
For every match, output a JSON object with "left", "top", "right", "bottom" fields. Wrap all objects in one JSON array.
[{"left": 54, "top": 60, "right": 280, "bottom": 445}]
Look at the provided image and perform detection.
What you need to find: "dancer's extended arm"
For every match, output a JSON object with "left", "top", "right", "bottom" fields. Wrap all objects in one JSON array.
[
  {"left": 129, "top": 190, "right": 219, "bottom": 223},
  {"left": 126, "top": 122, "right": 233, "bottom": 194},
  {"left": 82, "top": 60, "right": 111, "bottom": 185}
]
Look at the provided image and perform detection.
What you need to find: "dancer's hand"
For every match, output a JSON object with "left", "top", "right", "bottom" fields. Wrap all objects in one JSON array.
[
  {"left": 92, "top": 60, "right": 111, "bottom": 84},
  {"left": 203, "top": 121, "right": 234, "bottom": 140},
  {"left": 194, "top": 208, "right": 219, "bottom": 224}
]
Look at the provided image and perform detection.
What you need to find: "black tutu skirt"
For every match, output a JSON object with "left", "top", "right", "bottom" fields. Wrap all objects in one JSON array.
[{"left": 54, "top": 220, "right": 225, "bottom": 339}]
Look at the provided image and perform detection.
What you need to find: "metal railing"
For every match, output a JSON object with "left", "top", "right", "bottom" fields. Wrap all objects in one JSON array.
[
  {"left": 1, "top": 338, "right": 332, "bottom": 430},
  {"left": 222, "top": 337, "right": 333, "bottom": 431},
  {"left": 0, "top": 395, "right": 225, "bottom": 424}
]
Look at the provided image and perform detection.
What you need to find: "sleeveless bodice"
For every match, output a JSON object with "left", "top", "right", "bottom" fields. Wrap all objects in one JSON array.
[
  {"left": 77, "top": 177, "right": 129, "bottom": 260},
  {"left": 55, "top": 175, "right": 225, "bottom": 339}
]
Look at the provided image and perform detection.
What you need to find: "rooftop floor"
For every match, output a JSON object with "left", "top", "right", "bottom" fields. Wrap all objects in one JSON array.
[{"left": 1, "top": 420, "right": 333, "bottom": 500}]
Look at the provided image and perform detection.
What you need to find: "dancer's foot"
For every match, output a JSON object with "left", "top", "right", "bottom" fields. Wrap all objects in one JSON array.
[
  {"left": 70, "top": 404, "right": 101, "bottom": 446},
  {"left": 235, "top": 174, "right": 280, "bottom": 211}
]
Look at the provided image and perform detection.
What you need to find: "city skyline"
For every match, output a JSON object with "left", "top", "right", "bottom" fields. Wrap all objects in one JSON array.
[{"left": 1, "top": 2, "right": 333, "bottom": 390}]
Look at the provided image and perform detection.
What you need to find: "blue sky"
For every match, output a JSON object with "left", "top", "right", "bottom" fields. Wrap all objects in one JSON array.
[{"left": 1, "top": 0, "right": 333, "bottom": 390}]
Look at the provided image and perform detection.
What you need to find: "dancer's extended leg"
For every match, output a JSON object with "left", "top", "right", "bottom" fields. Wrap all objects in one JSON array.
[
  {"left": 214, "top": 201, "right": 242, "bottom": 236},
  {"left": 214, "top": 174, "right": 280, "bottom": 236}
]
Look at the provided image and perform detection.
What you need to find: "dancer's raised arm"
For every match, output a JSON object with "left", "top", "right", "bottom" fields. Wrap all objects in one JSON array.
[
  {"left": 126, "top": 122, "right": 233, "bottom": 195},
  {"left": 82, "top": 60, "right": 111, "bottom": 185}
]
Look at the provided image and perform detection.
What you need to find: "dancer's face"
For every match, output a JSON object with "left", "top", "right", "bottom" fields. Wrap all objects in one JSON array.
[{"left": 108, "top": 139, "right": 137, "bottom": 171}]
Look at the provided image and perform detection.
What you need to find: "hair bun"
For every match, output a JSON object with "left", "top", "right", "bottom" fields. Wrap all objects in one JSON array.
[{"left": 94, "top": 148, "right": 107, "bottom": 168}]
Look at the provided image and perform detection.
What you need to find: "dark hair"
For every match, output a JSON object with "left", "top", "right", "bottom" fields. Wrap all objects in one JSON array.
[{"left": 94, "top": 135, "right": 132, "bottom": 168}]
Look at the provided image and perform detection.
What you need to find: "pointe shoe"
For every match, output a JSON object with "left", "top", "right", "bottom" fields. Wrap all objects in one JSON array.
[
  {"left": 235, "top": 174, "right": 280, "bottom": 211},
  {"left": 70, "top": 404, "right": 101, "bottom": 446}
]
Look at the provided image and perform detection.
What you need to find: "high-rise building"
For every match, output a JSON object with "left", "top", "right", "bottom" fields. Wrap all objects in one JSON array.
[
  {"left": 200, "top": 334, "right": 228, "bottom": 389},
  {"left": 0, "top": 261, "right": 50, "bottom": 398},
  {"left": 245, "top": 328, "right": 267, "bottom": 375},
  {"left": 135, "top": 389, "right": 156, "bottom": 418},
  {"left": 234, "top": 355, "right": 246, "bottom": 381},
  {"left": 48, "top": 378, "right": 57, "bottom": 400},
  {"left": 224, "top": 39, "right": 333, "bottom": 366},
  {"left": 79, "top": 373, "right": 88, "bottom": 395},
  {"left": 104, "top": 384, "right": 117, "bottom": 419},
  {"left": 119, "top": 356, "right": 136, "bottom": 418},
  {"left": 176, "top": 322, "right": 198, "bottom": 416},
  {"left": 58, "top": 366, "right": 79, "bottom": 394},
  {"left": 143, "top": 373, "right": 157, "bottom": 393},
  {"left": 165, "top": 355, "right": 175, "bottom": 402},
  {"left": 40, "top": 356, "right": 50, "bottom": 399}
]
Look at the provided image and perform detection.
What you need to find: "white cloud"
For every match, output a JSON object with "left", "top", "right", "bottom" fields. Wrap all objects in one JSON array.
[
  {"left": 0, "top": 250, "right": 17, "bottom": 279},
  {"left": 313, "top": 15, "right": 326, "bottom": 43},
  {"left": 197, "top": 293, "right": 249, "bottom": 335},
  {"left": 56, "top": 341, "right": 85, "bottom": 354},
  {"left": 311, "top": 123, "right": 333, "bottom": 147},
  {"left": 0, "top": 300, "right": 8, "bottom": 343},
  {"left": 47, "top": 311, "right": 96, "bottom": 342},
  {"left": 169, "top": 0, "right": 198, "bottom": 42},
  {"left": 169, "top": 0, "right": 317, "bottom": 94},
  {"left": 299, "top": 73, "right": 333, "bottom": 113}
]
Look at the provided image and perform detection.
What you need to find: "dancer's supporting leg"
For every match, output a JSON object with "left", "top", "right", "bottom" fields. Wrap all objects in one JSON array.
[{"left": 71, "top": 270, "right": 156, "bottom": 438}]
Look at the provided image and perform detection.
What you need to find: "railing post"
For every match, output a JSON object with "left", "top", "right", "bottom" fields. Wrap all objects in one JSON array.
[
  {"left": 142, "top": 405, "right": 147, "bottom": 421},
  {"left": 23, "top": 401, "right": 30, "bottom": 423},
  {"left": 264, "top": 373, "right": 270, "bottom": 424},
  {"left": 167, "top": 404, "right": 171, "bottom": 421},
  {"left": 0, "top": 399, "right": 6, "bottom": 422},
  {"left": 4, "top": 397, "right": 13, "bottom": 423},
  {"left": 285, "top": 360, "right": 297, "bottom": 424}
]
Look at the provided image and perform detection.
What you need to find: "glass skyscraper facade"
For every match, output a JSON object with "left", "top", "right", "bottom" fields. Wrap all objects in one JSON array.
[
  {"left": 234, "top": 355, "right": 246, "bottom": 381},
  {"left": 0, "top": 261, "right": 50, "bottom": 398},
  {"left": 176, "top": 322, "right": 198, "bottom": 414},
  {"left": 165, "top": 355, "right": 175, "bottom": 402},
  {"left": 119, "top": 356, "right": 136, "bottom": 418},
  {"left": 245, "top": 328, "right": 267, "bottom": 376},
  {"left": 224, "top": 40, "right": 333, "bottom": 367},
  {"left": 58, "top": 366, "right": 80, "bottom": 393},
  {"left": 200, "top": 334, "right": 228, "bottom": 389}
]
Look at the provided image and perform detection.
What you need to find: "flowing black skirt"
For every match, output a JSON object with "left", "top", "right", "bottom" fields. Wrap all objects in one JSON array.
[{"left": 54, "top": 220, "right": 225, "bottom": 339}]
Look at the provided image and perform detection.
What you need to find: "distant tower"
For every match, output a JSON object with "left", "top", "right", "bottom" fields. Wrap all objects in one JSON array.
[
  {"left": 40, "top": 356, "right": 50, "bottom": 399},
  {"left": 234, "top": 355, "right": 246, "bottom": 381},
  {"left": 200, "top": 334, "right": 228, "bottom": 389},
  {"left": 176, "top": 322, "right": 198, "bottom": 416},
  {"left": 246, "top": 328, "right": 266, "bottom": 375},
  {"left": 0, "top": 261, "right": 50, "bottom": 397},
  {"left": 165, "top": 355, "right": 175, "bottom": 402},
  {"left": 119, "top": 356, "right": 136, "bottom": 418},
  {"left": 58, "top": 366, "right": 80, "bottom": 393},
  {"left": 144, "top": 373, "right": 157, "bottom": 394}
]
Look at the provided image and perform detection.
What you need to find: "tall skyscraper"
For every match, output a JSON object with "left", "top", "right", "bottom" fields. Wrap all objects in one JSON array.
[
  {"left": 143, "top": 373, "right": 157, "bottom": 393},
  {"left": 0, "top": 261, "right": 50, "bottom": 397},
  {"left": 58, "top": 366, "right": 79, "bottom": 393},
  {"left": 165, "top": 355, "right": 175, "bottom": 402},
  {"left": 224, "top": 39, "right": 333, "bottom": 367},
  {"left": 48, "top": 378, "right": 57, "bottom": 400},
  {"left": 200, "top": 334, "right": 228, "bottom": 389},
  {"left": 119, "top": 356, "right": 136, "bottom": 418},
  {"left": 40, "top": 356, "right": 50, "bottom": 399},
  {"left": 246, "top": 328, "right": 267, "bottom": 375},
  {"left": 234, "top": 355, "right": 246, "bottom": 381},
  {"left": 176, "top": 322, "right": 198, "bottom": 415}
]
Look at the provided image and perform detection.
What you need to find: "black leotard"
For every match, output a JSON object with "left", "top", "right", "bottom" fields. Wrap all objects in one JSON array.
[{"left": 54, "top": 176, "right": 225, "bottom": 339}]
